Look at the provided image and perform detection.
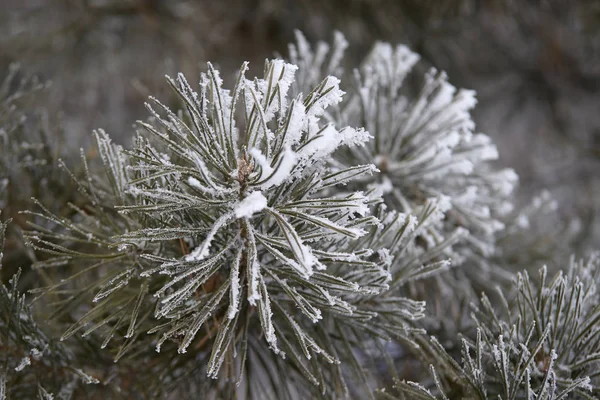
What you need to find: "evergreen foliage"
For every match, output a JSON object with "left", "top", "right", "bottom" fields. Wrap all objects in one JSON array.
[
  {"left": 0, "top": 31, "right": 598, "bottom": 399},
  {"left": 1, "top": 214, "right": 100, "bottom": 399},
  {"left": 287, "top": 30, "right": 525, "bottom": 349},
  {"left": 384, "top": 256, "right": 600, "bottom": 399}
]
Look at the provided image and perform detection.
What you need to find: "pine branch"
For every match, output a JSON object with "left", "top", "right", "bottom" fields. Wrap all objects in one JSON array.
[
  {"left": 389, "top": 256, "right": 600, "bottom": 399},
  {"left": 20, "top": 54, "right": 453, "bottom": 397},
  {"left": 0, "top": 213, "right": 99, "bottom": 399}
]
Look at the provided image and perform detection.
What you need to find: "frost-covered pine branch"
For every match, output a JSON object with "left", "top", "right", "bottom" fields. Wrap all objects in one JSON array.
[
  {"left": 123, "top": 58, "right": 382, "bottom": 372},
  {"left": 1, "top": 30, "right": 597, "bottom": 400},
  {"left": 20, "top": 56, "right": 457, "bottom": 397},
  {"left": 385, "top": 255, "right": 600, "bottom": 399},
  {"left": 0, "top": 214, "right": 99, "bottom": 399},
  {"left": 289, "top": 30, "right": 517, "bottom": 269},
  {"left": 287, "top": 31, "right": 523, "bottom": 344}
]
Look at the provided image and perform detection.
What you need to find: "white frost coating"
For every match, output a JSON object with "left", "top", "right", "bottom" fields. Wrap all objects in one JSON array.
[
  {"left": 235, "top": 191, "right": 268, "bottom": 218},
  {"left": 206, "top": 64, "right": 236, "bottom": 131},
  {"left": 267, "top": 148, "right": 298, "bottom": 188},
  {"left": 494, "top": 169, "right": 519, "bottom": 196},
  {"left": 187, "top": 176, "right": 202, "bottom": 190},
  {"left": 30, "top": 348, "right": 43, "bottom": 361},
  {"left": 427, "top": 195, "right": 453, "bottom": 225},
  {"left": 15, "top": 356, "right": 31, "bottom": 371},
  {"left": 405, "top": 214, "right": 419, "bottom": 233},
  {"left": 227, "top": 252, "right": 242, "bottom": 319},
  {"left": 250, "top": 146, "right": 297, "bottom": 189},
  {"left": 436, "top": 130, "right": 461, "bottom": 150},
  {"left": 258, "top": 278, "right": 283, "bottom": 356},
  {"left": 369, "top": 175, "right": 393, "bottom": 197},
  {"left": 249, "top": 147, "right": 272, "bottom": 180},
  {"left": 307, "top": 214, "right": 365, "bottom": 239},
  {"left": 244, "top": 78, "right": 263, "bottom": 115},
  {"left": 273, "top": 206, "right": 318, "bottom": 276},
  {"left": 299, "top": 125, "right": 371, "bottom": 159},
  {"left": 454, "top": 88, "right": 478, "bottom": 112},
  {"left": 327, "top": 31, "right": 349, "bottom": 74},
  {"left": 187, "top": 151, "right": 232, "bottom": 195},
  {"left": 284, "top": 101, "right": 306, "bottom": 146},
  {"left": 292, "top": 29, "right": 311, "bottom": 64},
  {"left": 377, "top": 248, "right": 394, "bottom": 267},
  {"left": 437, "top": 159, "right": 474, "bottom": 177},
  {"left": 298, "top": 244, "right": 317, "bottom": 277},
  {"left": 247, "top": 261, "right": 261, "bottom": 305},
  {"left": 454, "top": 186, "right": 479, "bottom": 206},
  {"left": 263, "top": 60, "right": 298, "bottom": 122},
  {"left": 430, "top": 80, "right": 456, "bottom": 116},
  {"left": 184, "top": 213, "right": 233, "bottom": 261},
  {"left": 379, "top": 176, "right": 393, "bottom": 194},
  {"left": 470, "top": 134, "right": 499, "bottom": 161},
  {"left": 267, "top": 147, "right": 297, "bottom": 188},
  {"left": 437, "top": 195, "right": 453, "bottom": 213},
  {"left": 339, "top": 127, "right": 372, "bottom": 147},
  {"left": 366, "top": 43, "right": 420, "bottom": 90},
  {"left": 299, "top": 125, "right": 338, "bottom": 158},
  {"left": 347, "top": 192, "right": 371, "bottom": 216},
  {"left": 306, "top": 76, "right": 344, "bottom": 118}
]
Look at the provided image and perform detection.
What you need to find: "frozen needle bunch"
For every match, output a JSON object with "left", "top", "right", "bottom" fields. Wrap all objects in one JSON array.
[
  {"left": 289, "top": 30, "right": 518, "bottom": 270},
  {"left": 22, "top": 57, "right": 449, "bottom": 397},
  {"left": 123, "top": 58, "right": 380, "bottom": 369},
  {"left": 288, "top": 32, "right": 524, "bottom": 344},
  {"left": 385, "top": 256, "right": 600, "bottom": 399},
  {"left": 0, "top": 214, "right": 100, "bottom": 399}
]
